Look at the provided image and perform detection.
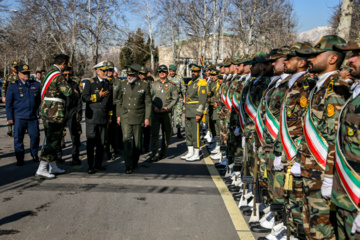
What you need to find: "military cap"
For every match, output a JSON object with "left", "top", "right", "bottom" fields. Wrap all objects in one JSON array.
[
  {"left": 231, "top": 56, "right": 242, "bottom": 65},
  {"left": 139, "top": 66, "right": 148, "bottom": 74},
  {"left": 11, "top": 61, "right": 19, "bottom": 68},
  {"left": 169, "top": 64, "right": 177, "bottom": 71},
  {"left": 222, "top": 58, "right": 231, "bottom": 67},
  {"left": 217, "top": 74, "right": 223, "bottom": 79},
  {"left": 106, "top": 61, "right": 114, "bottom": 69},
  {"left": 18, "top": 64, "right": 31, "bottom": 73},
  {"left": 207, "top": 64, "right": 217, "bottom": 71},
  {"left": 334, "top": 38, "right": 360, "bottom": 51},
  {"left": 189, "top": 63, "right": 202, "bottom": 71},
  {"left": 245, "top": 51, "right": 268, "bottom": 65},
  {"left": 209, "top": 69, "right": 219, "bottom": 75},
  {"left": 340, "top": 60, "right": 351, "bottom": 71},
  {"left": 93, "top": 61, "right": 108, "bottom": 70},
  {"left": 241, "top": 55, "right": 252, "bottom": 65},
  {"left": 67, "top": 62, "right": 73, "bottom": 69},
  {"left": 158, "top": 65, "right": 168, "bottom": 72},
  {"left": 267, "top": 47, "right": 290, "bottom": 60},
  {"left": 287, "top": 42, "right": 313, "bottom": 57},
  {"left": 296, "top": 35, "right": 346, "bottom": 55}
]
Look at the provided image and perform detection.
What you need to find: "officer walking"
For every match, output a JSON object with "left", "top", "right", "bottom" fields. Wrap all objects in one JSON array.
[
  {"left": 2, "top": 61, "right": 19, "bottom": 137},
  {"left": 82, "top": 61, "right": 113, "bottom": 174},
  {"left": 116, "top": 64, "right": 151, "bottom": 174},
  {"left": 5, "top": 64, "right": 41, "bottom": 166},
  {"left": 139, "top": 66, "right": 151, "bottom": 152},
  {"left": 181, "top": 63, "right": 208, "bottom": 161},
  {"left": 150, "top": 65, "right": 178, "bottom": 162}
]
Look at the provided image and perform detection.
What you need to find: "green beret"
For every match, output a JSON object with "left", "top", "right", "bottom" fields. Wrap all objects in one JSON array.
[{"left": 169, "top": 64, "right": 177, "bottom": 71}]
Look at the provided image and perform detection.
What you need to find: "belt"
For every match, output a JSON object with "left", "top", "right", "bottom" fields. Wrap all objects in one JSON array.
[
  {"left": 186, "top": 101, "right": 199, "bottom": 104},
  {"left": 43, "top": 97, "right": 65, "bottom": 104}
]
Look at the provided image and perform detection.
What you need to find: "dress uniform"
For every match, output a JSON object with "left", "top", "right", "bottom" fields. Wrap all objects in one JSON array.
[
  {"left": 150, "top": 65, "right": 178, "bottom": 162},
  {"left": 2, "top": 61, "right": 19, "bottom": 137},
  {"left": 181, "top": 63, "right": 208, "bottom": 161},
  {"left": 116, "top": 64, "right": 151, "bottom": 174},
  {"left": 82, "top": 61, "right": 113, "bottom": 174},
  {"left": 5, "top": 65, "right": 41, "bottom": 166},
  {"left": 139, "top": 66, "right": 151, "bottom": 152}
]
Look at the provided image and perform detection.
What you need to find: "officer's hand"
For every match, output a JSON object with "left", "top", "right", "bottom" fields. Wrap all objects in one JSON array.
[
  {"left": 74, "top": 89, "right": 79, "bottom": 95},
  {"left": 154, "top": 107, "right": 161, "bottom": 113},
  {"left": 100, "top": 88, "right": 109, "bottom": 98},
  {"left": 161, "top": 107, "right": 168, "bottom": 112},
  {"left": 2, "top": 97, "right": 5, "bottom": 103},
  {"left": 195, "top": 115, "right": 202, "bottom": 122},
  {"left": 7, "top": 120, "right": 13, "bottom": 124},
  {"left": 351, "top": 212, "right": 360, "bottom": 234},
  {"left": 117, "top": 117, "right": 121, "bottom": 126},
  {"left": 144, "top": 119, "right": 150, "bottom": 127},
  {"left": 182, "top": 97, "right": 185, "bottom": 104}
]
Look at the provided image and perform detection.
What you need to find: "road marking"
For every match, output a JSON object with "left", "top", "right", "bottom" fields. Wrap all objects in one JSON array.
[{"left": 203, "top": 155, "right": 255, "bottom": 240}]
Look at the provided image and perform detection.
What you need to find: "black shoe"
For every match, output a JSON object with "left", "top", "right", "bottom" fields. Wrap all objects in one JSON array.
[
  {"left": 125, "top": 168, "right": 133, "bottom": 174},
  {"left": 88, "top": 168, "right": 96, "bottom": 174},
  {"left": 7, "top": 131, "right": 12, "bottom": 137},
  {"left": 16, "top": 161, "right": 24, "bottom": 166},
  {"left": 151, "top": 155, "right": 159, "bottom": 162},
  {"left": 33, "top": 156, "right": 39, "bottom": 162},
  {"left": 95, "top": 166, "right": 107, "bottom": 170},
  {"left": 249, "top": 221, "right": 260, "bottom": 227},
  {"left": 177, "top": 130, "right": 183, "bottom": 139},
  {"left": 242, "top": 210, "right": 252, "bottom": 216},
  {"left": 250, "top": 225, "right": 272, "bottom": 233}
]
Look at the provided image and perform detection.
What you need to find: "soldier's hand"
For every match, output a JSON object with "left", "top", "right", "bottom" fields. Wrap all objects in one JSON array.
[
  {"left": 161, "top": 107, "right": 168, "bottom": 112},
  {"left": 144, "top": 119, "right": 150, "bottom": 127},
  {"left": 2, "top": 97, "right": 5, "bottom": 103},
  {"left": 7, "top": 120, "right": 13, "bottom": 124},
  {"left": 100, "top": 88, "right": 109, "bottom": 98},
  {"left": 195, "top": 115, "right": 201, "bottom": 122},
  {"left": 74, "top": 89, "right": 79, "bottom": 95},
  {"left": 117, "top": 117, "right": 121, "bottom": 126}
]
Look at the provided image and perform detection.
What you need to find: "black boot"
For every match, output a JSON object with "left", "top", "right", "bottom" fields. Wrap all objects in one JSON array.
[
  {"left": 15, "top": 152, "right": 25, "bottom": 166},
  {"left": 56, "top": 150, "right": 64, "bottom": 163},
  {"left": 177, "top": 128, "right": 183, "bottom": 138},
  {"left": 72, "top": 154, "right": 82, "bottom": 165}
]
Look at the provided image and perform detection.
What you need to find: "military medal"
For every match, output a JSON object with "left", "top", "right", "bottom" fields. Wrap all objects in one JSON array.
[
  {"left": 164, "top": 87, "right": 169, "bottom": 90},
  {"left": 348, "top": 127, "right": 355, "bottom": 136},
  {"left": 287, "top": 108, "right": 292, "bottom": 117},
  {"left": 327, "top": 104, "right": 335, "bottom": 117},
  {"left": 20, "top": 93, "right": 24, "bottom": 97},
  {"left": 300, "top": 97, "right": 307, "bottom": 108}
]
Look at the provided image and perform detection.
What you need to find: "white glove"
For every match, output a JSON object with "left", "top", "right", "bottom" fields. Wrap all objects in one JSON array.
[
  {"left": 290, "top": 162, "right": 301, "bottom": 177},
  {"left": 242, "top": 136, "right": 246, "bottom": 149},
  {"left": 234, "top": 127, "right": 240, "bottom": 137},
  {"left": 351, "top": 212, "right": 360, "bottom": 234},
  {"left": 273, "top": 156, "right": 284, "bottom": 171},
  {"left": 321, "top": 177, "right": 333, "bottom": 200},
  {"left": 252, "top": 142, "right": 256, "bottom": 153}
]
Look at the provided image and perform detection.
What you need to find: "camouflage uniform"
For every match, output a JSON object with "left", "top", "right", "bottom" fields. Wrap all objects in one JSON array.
[
  {"left": 40, "top": 65, "right": 74, "bottom": 162},
  {"left": 208, "top": 74, "right": 221, "bottom": 138},
  {"left": 168, "top": 74, "right": 186, "bottom": 129},
  {"left": 2, "top": 72, "right": 19, "bottom": 136}
]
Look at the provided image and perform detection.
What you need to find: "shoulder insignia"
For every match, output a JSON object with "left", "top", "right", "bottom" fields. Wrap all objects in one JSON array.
[
  {"left": 302, "top": 78, "right": 309, "bottom": 90},
  {"left": 348, "top": 126, "right": 355, "bottom": 136},
  {"left": 198, "top": 78, "right": 207, "bottom": 87},
  {"left": 327, "top": 79, "right": 335, "bottom": 93},
  {"left": 201, "top": 89, "right": 206, "bottom": 94},
  {"left": 188, "top": 80, "right": 193, "bottom": 86},
  {"left": 121, "top": 79, "right": 126, "bottom": 82},
  {"left": 327, "top": 104, "right": 335, "bottom": 117},
  {"left": 90, "top": 79, "right": 95, "bottom": 83},
  {"left": 300, "top": 97, "right": 308, "bottom": 108},
  {"left": 169, "top": 80, "right": 176, "bottom": 85}
]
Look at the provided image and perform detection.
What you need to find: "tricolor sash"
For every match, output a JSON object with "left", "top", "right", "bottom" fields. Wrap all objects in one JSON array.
[
  {"left": 255, "top": 98, "right": 265, "bottom": 143},
  {"left": 245, "top": 92, "right": 257, "bottom": 123},
  {"left": 335, "top": 99, "right": 360, "bottom": 210},
  {"left": 225, "top": 88, "right": 232, "bottom": 110},
  {"left": 265, "top": 88, "right": 280, "bottom": 140},
  {"left": 303, "top": 89, "right": 328, "bottom": 169},
  {"left": 232, "top": 93, "right": 240, "bottom": 113},
  {"left": 41, "top": 70, "right": 62, "bottom": 101},
  {"left": 279, "top": 99, "right": 298, "bottom": 161}
]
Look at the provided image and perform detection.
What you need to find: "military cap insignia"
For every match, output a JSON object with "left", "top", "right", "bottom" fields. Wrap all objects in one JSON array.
[
  {"left": 348, "top": 126, "right": 355, "bottom": 136},
  {"left": 14, "top": 61, "right": 18, "bottom": 65},
  {"left": 328, "top": 79, "right": 335, "bottom": 93},
  {"left": 287, "top": 108, "right": 292, "bottom": 117},
  {"left": 300, "top": 97, "right": 307, "bottom": 108},
  {"left": 327, "top": 104, "right": 335, "bottom": 117},
  {"left": 166, "top": 94, "right": 170, "bottom": 100},
  {"left": 24, "top": 65, "right": 28, "bottom": 70}
]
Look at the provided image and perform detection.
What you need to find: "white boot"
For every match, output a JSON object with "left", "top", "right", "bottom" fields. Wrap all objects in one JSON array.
[
  {"left": 181, "top": 146, "right": 194, "bottom": 160},
  {"left": 186, "top": 148, "right": 200, "bottom": 161},
  {"left": 264, "top": 223, "right": 284, "bottom": 240},
  {"left": 49, "top": 162, "right": 65, "bottom": 174},
  {"left": 204, "top": 131, "right": 211, "bottom": 142},
  {"left": 210, "top": 152, "right": 221, "bottom": 160},
  {"left": 35, "top": 161, "right": 55, "bottom": 179},
  {"left": 260, "top": 211, "right": 275, "bottom": 229},
  {"left": 210, "top": 145, "right": 220, "bottom": 154}
]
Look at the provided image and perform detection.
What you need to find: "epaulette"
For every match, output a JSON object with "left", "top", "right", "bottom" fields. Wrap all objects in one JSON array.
[
  {"left": 198, "top": 78, "right": 207, "bottom": 87},
  {"left": 121, "top": 78, "right": 126, "bottom": 82},
  {"left": 169, "top": 80, "right": 176, "bottom": 85},
  {"left": 143, "top": 80, "right": 148, "bottom": 83},
  {"left": 90, "top": 79, "right": 95, "bottom": 83}
]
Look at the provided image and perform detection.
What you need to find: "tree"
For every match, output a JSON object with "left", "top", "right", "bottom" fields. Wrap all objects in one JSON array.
[{"left": 330, "top": 0, "right": 359, "bottom": 41}]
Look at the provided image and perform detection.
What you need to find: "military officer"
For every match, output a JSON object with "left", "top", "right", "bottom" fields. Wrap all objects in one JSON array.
[
  {"left": 82, "top": 61, "right": 113, "bottom": 174},
  {"left": 168, "top": 64, "right": 186, "bottom": 138},
  {"left": 116, "top": 64, "right": 151, "bottom": 174},
  {"left": 181, "top": 63, "right": 208, "bottom": 161},
  {"left": 207, "top": 69, "right": 221, "bottom": 153},
  {"left": 5, "top": 64, "right": 41, "bottom": 166},
  {"left": 139, "top": 66, "right": 151, "bottom": 152},
  {"left": 331, "top": 38, "right": 360, "bottom": 240},
  {"left": 150, "top": 65, "right": 178, "bottom": 162},
  {"left": 36, "top": 54, "right": 74, "bottom": 179},
  {"left": 2, "top": 60, "right": 19, "bottom": 137}
]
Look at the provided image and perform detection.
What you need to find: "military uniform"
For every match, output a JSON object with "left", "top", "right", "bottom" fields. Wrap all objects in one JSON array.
[
  {"left": 168, "top": 66, "right": 186, "bottom": 132},
  {"left": 116, "top": 65, "right": 151, "bottom": 172},
  {"left": 150, "top": 65, "right": 178, "bottom": 161},
  {"left": 139, "top": 66, "right": 152, "bottom": 152},
  {"left": 5, "top": 65, "right": 41, "bottom": 166},
  {"left": 208, "top": 71, "right": 221, "bottom": 140}
]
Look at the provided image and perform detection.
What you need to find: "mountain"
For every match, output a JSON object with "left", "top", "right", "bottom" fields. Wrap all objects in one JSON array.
[{"left": 296, "top": 26, "right": 332, "bottom": 44}]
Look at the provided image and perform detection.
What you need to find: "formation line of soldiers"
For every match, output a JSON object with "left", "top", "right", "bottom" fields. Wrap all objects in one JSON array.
[{"left": 197, "top": 35, "right": 360, "bottom": 240}]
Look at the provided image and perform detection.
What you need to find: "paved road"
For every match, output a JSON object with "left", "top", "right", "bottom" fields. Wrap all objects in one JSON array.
[{"left": 0, "top": 103, "right": 261, "bottom": 240}]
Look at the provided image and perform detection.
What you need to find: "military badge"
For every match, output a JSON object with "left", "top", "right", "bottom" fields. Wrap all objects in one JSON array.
[
  {"left": 137, "top": 89, "right": 144, "bottom": 93},
  {"left": 23, "top": 65, "right": 28, "bottom": 70},
  {"left": 348, "top": 127, "right": 355, "bottom": 136},
  {"left": 300, "top": 97, "right": 307, "bottom": 108},
  {"left": 201, "top": 89, "right": 206, "bottom": 94},
  {"left": 287, "top": 108, "right": 292, "bottom": 117},
  {"left": 327, "top": 104, "right": 335, "bottom": 117},
  {"left": 328, "top": 79, "right": 334, "bottom": 93},
  {"left": 158, "top": 85, "right": 162, "bottom": 89},
  {"left": 166, "top": 94, "right": 170, "bottom": 100},
  {"left": 20, "top": 93, "right": 23, "bottom": 97},
  {"left": 164, "top": 87, "right": 169, "bottom": 90}
]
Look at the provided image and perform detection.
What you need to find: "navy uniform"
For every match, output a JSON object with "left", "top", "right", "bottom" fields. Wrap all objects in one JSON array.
[
  {"left": 5, "top": 65, "right": 41, "bottom": 165},
  {"left": 82, "top": 61, "right": 113, "bottom": 174}
]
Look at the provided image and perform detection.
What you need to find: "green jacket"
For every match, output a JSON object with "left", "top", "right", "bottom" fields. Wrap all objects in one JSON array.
[
  {"left": 168, "top": 74, "right": 186, "bottom": 97},
  {"left": 150, "top": 79, "right": 178, "bottom": 112},
  {"left": 185, "top": 77, "right": 208, "bottom": 118},
  {"left": 208, "top": 80, "right": 220, "bottom": 120}
]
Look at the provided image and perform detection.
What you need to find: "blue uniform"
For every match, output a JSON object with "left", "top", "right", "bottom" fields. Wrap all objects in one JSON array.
[{"left": 5, "top": 80, "right": 41, "bottom": 164}]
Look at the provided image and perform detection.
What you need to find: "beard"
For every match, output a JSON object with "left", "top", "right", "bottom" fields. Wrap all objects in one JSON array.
[
  {"left": 308, "top": 62, "right": 326, "bottom": 74},
  {"left": 350, "top": 63, "right": 360, "bottom": 78}
]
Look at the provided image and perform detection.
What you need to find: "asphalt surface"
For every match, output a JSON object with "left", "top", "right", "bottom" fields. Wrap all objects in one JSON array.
[{"left": 0, "top": 102, "right": 262, "bottom": 240}]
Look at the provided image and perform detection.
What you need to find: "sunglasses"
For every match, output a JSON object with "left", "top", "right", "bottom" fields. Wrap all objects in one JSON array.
[{"left": 99, "top": 69, "right": 109, "bottom": 72}]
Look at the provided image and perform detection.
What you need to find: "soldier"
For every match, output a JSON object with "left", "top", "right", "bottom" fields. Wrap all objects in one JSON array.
[
  {"left": 36, "top": 54, "right": 74, "bottom": 179},
  {"left": 5, "top": 64, "right": 41, "bottom": 166},
  {"left": 294, "top": 35, "right": 350, "bottom": 239},
  {"left": 330, "top": 38, "right": 360, "bottom": 240},
  {"left": 207, "top": 69, "right": 221, "bottom": 153},
  {"left": 116, "top": 64, "right": 151, "bottom": 174},
  {"left": 35, "top": 71, "right": 42, "bottom": 83},
  {"left": 2, "top": 60, "right": 19, "bottom": 137},
  {"left": 181, "top": 63, "right": 208, "bottom": 161},
  {"left": 168, "top": 64, "right": 186, "bottom": 138},
  {"left": 56, "top": 65, "right": 83, "bottom": 165},
  {"left": 150, "top": 65, "right": 178, "bottom": 162},
  {"left": 139, "top": 66, "right": 151, "bottom": 152}
]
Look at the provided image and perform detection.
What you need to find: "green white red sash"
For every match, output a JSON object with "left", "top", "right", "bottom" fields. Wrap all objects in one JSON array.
[
  {"left": 221, "top": 86, "right": 226, "bottom": 104},
  {"left": 303, "top": 89, "right": 328, "bottom": 169},
  {"left": 279, "top": 100, "right": 298, "bottom": 161},
  {"left": 41, "top": 70, "right": 62, "bottom": 101},
  {"left": 255, "top": 99, "right": 265, "bottom": 143},
  {"left": 335, "top": 98, "right": 360, "bottom": 210},
  {"left": 232, "top": 92, "right": 240, "bottom": 113},
  {"left": 225, "top": 88, "right": 232, "bottom": 110},
  {"left": 245, "top": 92, "right": 257, "bottom": 123},
  {"left": 265, "top": 89, "right": 280, "bottom": 140}
]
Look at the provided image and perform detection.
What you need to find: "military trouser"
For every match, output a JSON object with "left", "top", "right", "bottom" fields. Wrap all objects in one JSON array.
[
  {"left": 121, "top": 123, "right": 143, "bottom": 168},
  {"left": 288, "top": 176, "right": 304, "bottom": 234},
  {"left": 220, "top": 119, "right": 229, "bottom": 145},
  {"left": 173, "top": 100, "right": 183, "bottom": 129},
  {"left": 336, "top": 206, "right": 360, "bottom": 240},
  {"left": 245, "top": 135, "right": 255, "bottom": 176},
  {"left": 209, "top": 118, "right": 220, "bottom": 138},
  {"left": 14, "top": 118, "right": 39, "bottom": 163},
  {"left": 151, "top": 112, "right": 172, "bottom": 158},
  {"left": 106, "top": 117, "right": 117, "bottom": 157},
  {"left": 86, "top": 123, "right": 106, "bottom": 169},
  {"left": 143, "top": 125, "right": 151, "bottom": 152},
  {"left": 185, "top": 117, "right": 200, "bottom": 148},
  {"left": 58, "top": 115, "right": 81, "bottom": 160},
  {"left": 302, "top": 176, "right": 335, "bottom": 240},
  {"left": 40, "top": 121, "right": 64, "bottom": 162}
]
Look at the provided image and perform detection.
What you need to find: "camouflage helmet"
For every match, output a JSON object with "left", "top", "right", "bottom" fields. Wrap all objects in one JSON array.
[
  {"left": 333, "top": 38, "right": 360, "bottom": 51},
  {"left": 246, "top": 51, "right": 268, "bottom": 65},
  {"left": 222, "top": 57, "right": 232, "bottom": 67},
  {"left": 295, "top": 35, "right": 346, "bottom": 55},
  {"left": 287, "top": 41, "right": 313, "bottom": 57},
  {"left": 231, "top": 56, "right": 242, "bottom": 65},
  {"left": 267, "top": 47, "right": 291, "bottom": 61}
]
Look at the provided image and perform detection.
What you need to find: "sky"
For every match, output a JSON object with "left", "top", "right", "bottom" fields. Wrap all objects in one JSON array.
[{"left": 3, "top": 0, "right": 342, "bottom": 33}]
